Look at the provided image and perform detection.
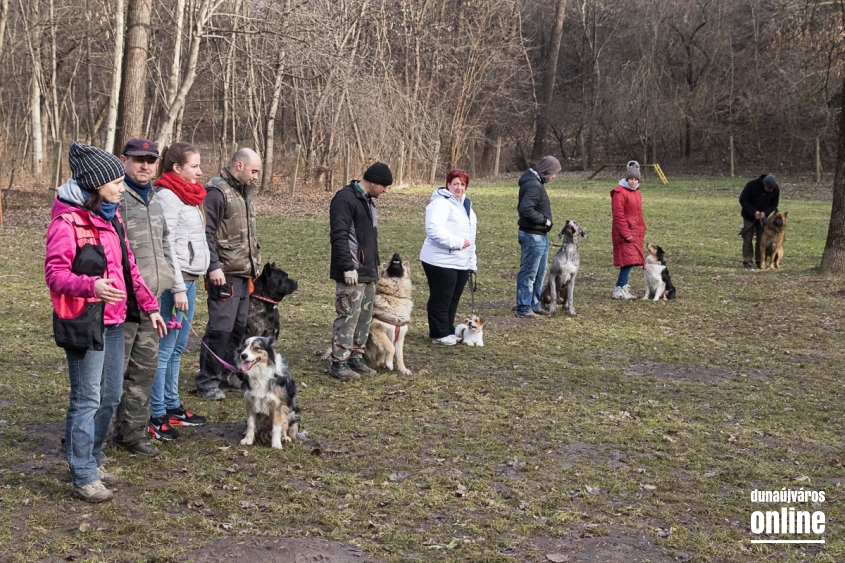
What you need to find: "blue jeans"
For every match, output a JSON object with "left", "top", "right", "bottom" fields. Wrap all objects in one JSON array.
[
  {"left": 65, "top": 324, "right": 125, "bottom": 488},
  {"left": 616, "top": 265, "right": 634, "bottom": 287},
  {"left": 151, "top": 281, "right": 196, "bottom": 418},
  {"left": 516, "top": 231, "right": 550, "bottom": 314}
]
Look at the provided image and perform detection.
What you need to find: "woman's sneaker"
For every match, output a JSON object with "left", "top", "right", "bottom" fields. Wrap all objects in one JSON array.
[
  {"left": 166, "top": 405, "right": 206, "bottom": 427},
  {"left": 72, "top": 480, "right": 113, "bottom": 503},
  {"left": 612, "top": 286, "right": 626, "bottom": 299},
  {"left": 148, "top": 416, "right": 181, "bottom": 440},
  {"left": 621, "top": 285, "right": 637, "bottom": 299},
  {"left": 432, "top": 334, "right": 460, "bottom": 345}
]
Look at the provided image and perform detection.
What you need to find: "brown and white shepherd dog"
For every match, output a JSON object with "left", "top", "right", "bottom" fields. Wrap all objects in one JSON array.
[
  {"left": 760, "top": 211, "right": 788, "bottom": 269},
  {"left": 364, "top": 253, "right": 413, "bottom": 375},
  {"left": 237, "top": 336, "right": 300, "bottom": 449}
]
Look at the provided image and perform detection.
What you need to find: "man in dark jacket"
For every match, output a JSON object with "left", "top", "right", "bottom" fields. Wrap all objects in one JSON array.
[
  {"left": 739, "top": 174, "right": 780, "bottom": 270},
  {"left": 515, "top": 155, "right": 561, "bottom": 318},
  {"left": 196, "top": 148, "right": 262, "bottom": 400},
  {"left": 328, "top": 162, "right": 393, "bottom": 381}
]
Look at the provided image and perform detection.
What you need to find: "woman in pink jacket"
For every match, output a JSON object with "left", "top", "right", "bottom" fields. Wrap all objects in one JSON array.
[
  {"left": 45, "top": 142, "right": 166, "bottom": 503},
  {"left": 610, "top": 161, "right": 646, "bottom": 299}
]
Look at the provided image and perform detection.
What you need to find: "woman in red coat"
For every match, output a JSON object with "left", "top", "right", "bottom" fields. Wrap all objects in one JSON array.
[{"left": 610, "top": 161, "right": 645, "bottom": 299}]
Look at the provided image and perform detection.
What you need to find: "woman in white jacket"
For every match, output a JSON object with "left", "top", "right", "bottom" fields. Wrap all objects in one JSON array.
[
  {"left": 420, "top": 169, "right": 478, "bottom": 345},
  {"left": 148, "top": 143, "right": 211, "bottom": 439}
]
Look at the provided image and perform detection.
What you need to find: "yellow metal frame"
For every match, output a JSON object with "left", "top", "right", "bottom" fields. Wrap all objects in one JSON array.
[{"left": 648, "top": 163, "right": 668, "bottom": 185}]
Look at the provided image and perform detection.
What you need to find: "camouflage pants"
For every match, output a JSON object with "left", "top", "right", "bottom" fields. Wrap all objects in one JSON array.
[
  {"left": 114, "top": 316, "right": 159, "bottom": 444},
  {"left": 330, "top": 282, "right": 375, "bottom": 363}
]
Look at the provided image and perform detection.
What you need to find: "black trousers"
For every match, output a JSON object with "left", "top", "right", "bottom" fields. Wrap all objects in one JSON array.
[
  {"left": 196, "top": 275, "right": 250, "bottom": 390},
  {"left": 421, "top": 261, "right": 470, "bottom": 339}
]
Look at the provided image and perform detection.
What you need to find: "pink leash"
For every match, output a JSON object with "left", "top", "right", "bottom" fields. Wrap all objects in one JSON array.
[{"left": 185, "top": 320, "right": 245, "bottom": 375}]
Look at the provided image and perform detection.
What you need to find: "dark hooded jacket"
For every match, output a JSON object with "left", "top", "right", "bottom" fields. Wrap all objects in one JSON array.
[
  {"left": 517, "top": 169, "right": 553, "bottom": 235},
  {"left": 739, "top": 175, "right": 780, "bottom": 222},
  {"left": 329, "top": 182, "right": 379, "bottom": 284}
]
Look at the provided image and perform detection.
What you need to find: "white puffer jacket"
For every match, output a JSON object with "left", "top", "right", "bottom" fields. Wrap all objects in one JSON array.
[
  {"left": 156, "top": 188, "right": 210, "bottom": 293},
  {"left": 419, "top": 187, "right": 477, "bottom": 270}
]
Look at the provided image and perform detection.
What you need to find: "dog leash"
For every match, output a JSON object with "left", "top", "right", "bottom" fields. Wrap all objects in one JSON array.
[
  {"left": 468, "top": 270, "right": 477, "bottom": 316},
  {"left": 187, "top": 322, "right": 245, "bottom": 375}
]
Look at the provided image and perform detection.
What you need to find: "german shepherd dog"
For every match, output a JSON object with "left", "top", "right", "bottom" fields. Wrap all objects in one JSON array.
[
  {"left": 246, "top": 263, "right": 299, "bottom": 338},
  {"left": 237, "top": 336, "right": 300, "bottom": 449},
  {"left": 643, "top": 243, "right": 677, "bottom": 300},
  {"left": 364, "top": 253, "right": 413, "bottom": 375},
  {"left": 760, "top": 211, "right": 788, "bottom": 269},
  {"left": 540, "top": 219, "right": 587, "bottom": 316}
]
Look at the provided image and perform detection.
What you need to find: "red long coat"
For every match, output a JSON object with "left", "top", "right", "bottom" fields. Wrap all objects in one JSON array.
[{"left": 611, "top": 185, "right": 646, "bottom": 267}]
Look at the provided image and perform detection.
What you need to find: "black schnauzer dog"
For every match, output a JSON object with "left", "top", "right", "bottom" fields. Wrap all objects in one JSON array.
[{"left": 246, "top": 262, "right": 299, "bottom": 338}]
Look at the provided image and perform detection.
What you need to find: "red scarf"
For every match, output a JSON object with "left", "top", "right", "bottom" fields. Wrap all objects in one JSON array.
[{"left": 154, "top": 171, "right": 206, "bottom": 206}]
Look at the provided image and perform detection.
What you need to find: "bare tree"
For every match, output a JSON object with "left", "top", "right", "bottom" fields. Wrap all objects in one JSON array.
[
  {"left": 115, "top": 0, "right": 152, "bottom": 149},
  {"left": 104, "top": 0, "right": 125, "bottom": 153},
  {"left": 531, "top": 0, "right": 567, "bottom": 161}
]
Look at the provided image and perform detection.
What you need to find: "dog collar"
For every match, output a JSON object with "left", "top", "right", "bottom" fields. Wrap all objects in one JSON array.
[{"left": 251, "top": 293, "right": 279, "bottom": 306}]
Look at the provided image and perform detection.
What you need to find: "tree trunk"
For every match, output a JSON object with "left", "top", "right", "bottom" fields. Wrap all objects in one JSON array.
[
  {"left": 0, "top": 0, "right": 10, "bottom": 64},
  {"left": 820, "top": 75, "right": 845, "bottom": 275},
  {"left": 155, "top": 0, "right": 213, "bottom": 148},
  {"left": 261, "top": 56, "right": 286, "bottom": 192},
  {"left": 104, "top": 0, "right": 125, "bottom": 153},
  {"left": 18, "top": 0, "right": 44, "bottom": 173},
  {"left": 531, "top": 0, "right": 567, "bottom": 161},
  {"left": 115, "top": 0, "right": 152, "bottom": 150},
  {"left": 165, "top": 0, "right": 186, "bottom": 109}
]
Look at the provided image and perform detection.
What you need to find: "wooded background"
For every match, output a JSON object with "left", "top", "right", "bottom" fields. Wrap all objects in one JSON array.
[{"left": 0, "top": 0, "right": 842, "bottom": 188}]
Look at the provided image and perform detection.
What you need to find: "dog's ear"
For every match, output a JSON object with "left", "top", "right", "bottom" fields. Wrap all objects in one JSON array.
[
  {"left": 580, "top": 227, "right": 588, "bottom": 239},
  {"left": 477, "top": 316, "right": 485, "bottom": 325},
  {"left": 783, "top": 211, "right": 788, "bottom": 217},
  {"left": 267, "top": 335, "right": 276, "bottom": 347}
]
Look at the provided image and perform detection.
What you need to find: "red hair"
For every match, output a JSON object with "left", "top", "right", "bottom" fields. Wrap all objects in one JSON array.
[{"left": 446, "top": 169, "right": 470, "bottom": 187}]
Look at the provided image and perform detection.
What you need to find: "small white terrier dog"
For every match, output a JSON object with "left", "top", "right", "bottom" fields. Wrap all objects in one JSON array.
[{"left": 455, "top": 316, "right": 485, "bottom": 347}]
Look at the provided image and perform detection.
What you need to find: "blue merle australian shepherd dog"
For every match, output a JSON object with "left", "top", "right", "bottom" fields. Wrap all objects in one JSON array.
[{"left": 237, "top": 336, "right": 301, "bottom": 449}]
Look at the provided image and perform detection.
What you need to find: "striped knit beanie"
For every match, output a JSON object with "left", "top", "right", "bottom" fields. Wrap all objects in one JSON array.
[{"left": 68, "top": 142, "right": 125, "bottom": 192}]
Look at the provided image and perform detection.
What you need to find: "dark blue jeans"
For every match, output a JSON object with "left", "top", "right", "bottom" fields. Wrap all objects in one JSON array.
[
  {"left": 616, "top": 265, "right": 634, "bottom": 287},
  {"left": 64, "top": 324, "right": 125, "bottom": 488},
  {"left": 516, "top": 231, "right": 549, "bottom": 314}
]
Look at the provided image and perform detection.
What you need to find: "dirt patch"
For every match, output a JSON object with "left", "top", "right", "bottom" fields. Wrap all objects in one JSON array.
[
  {"left": 626, "top": 362, "right": 733, "bottom": 384},
  {"left": 194, "top": 421, "right": 248, "bottom": 444},
  {"left": 526, "top": 527, "right": 676, "bottom": 563},
  {"left": 541, "top": 442, "right": 630, "bottom": 474},
  {"left": 185, "top": 535, "right": 384, "bottom": 562}
]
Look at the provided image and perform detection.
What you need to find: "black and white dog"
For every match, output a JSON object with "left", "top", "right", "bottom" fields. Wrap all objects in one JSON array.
[
  {"left": 237, "top": 336, "right": 301, "bottom": 449},
  {"left": 246, "top": 263, "right": 298, "bottom": 338},
  {"left": 540, "top": 219, "right": 587, "bottom": 316},
  {"left": 643, "top": 243, "right": 677, "bottom": 301}
]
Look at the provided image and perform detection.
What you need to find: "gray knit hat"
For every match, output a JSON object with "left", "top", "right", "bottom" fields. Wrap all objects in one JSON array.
[
  {"left": 626, "top": 160, "right": 641, "bottom": 180},
  {"left": 363, "top": 162, "right": 393, "bottom": 186},
  {"left": 763, "top": 174, "right": 778, "bottom": 189},
  {"left": 533, "top": 155, "right": 562, "bottom": 183},
  {"left": 68, "top": 142, "right": 125, "bottom": 192}
]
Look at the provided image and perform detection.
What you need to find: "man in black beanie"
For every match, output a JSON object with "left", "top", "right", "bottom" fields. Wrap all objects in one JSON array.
[
  {"left": 739, "top": 174, "right": 780, "bottom": 270},
  {"left": 327, "top": 162, "right": 392, "bottom": 380}
]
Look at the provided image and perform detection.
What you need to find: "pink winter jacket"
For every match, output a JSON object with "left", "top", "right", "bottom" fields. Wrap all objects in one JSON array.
[{"left": 45, "top": 198, "right": 159, "bottom": 326}]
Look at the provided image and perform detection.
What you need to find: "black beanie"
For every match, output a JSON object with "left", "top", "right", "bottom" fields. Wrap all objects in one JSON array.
[
  {"left": 68, "top": 142, "right": 125, "bottom": 192},
  {"left": 363, "top": 162, "right": 393, "bottom": 186}
]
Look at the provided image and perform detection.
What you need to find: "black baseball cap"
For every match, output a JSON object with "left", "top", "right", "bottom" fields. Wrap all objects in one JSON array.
[{"left": 121, "top": 138, "right": 160, "bottom": 158}]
